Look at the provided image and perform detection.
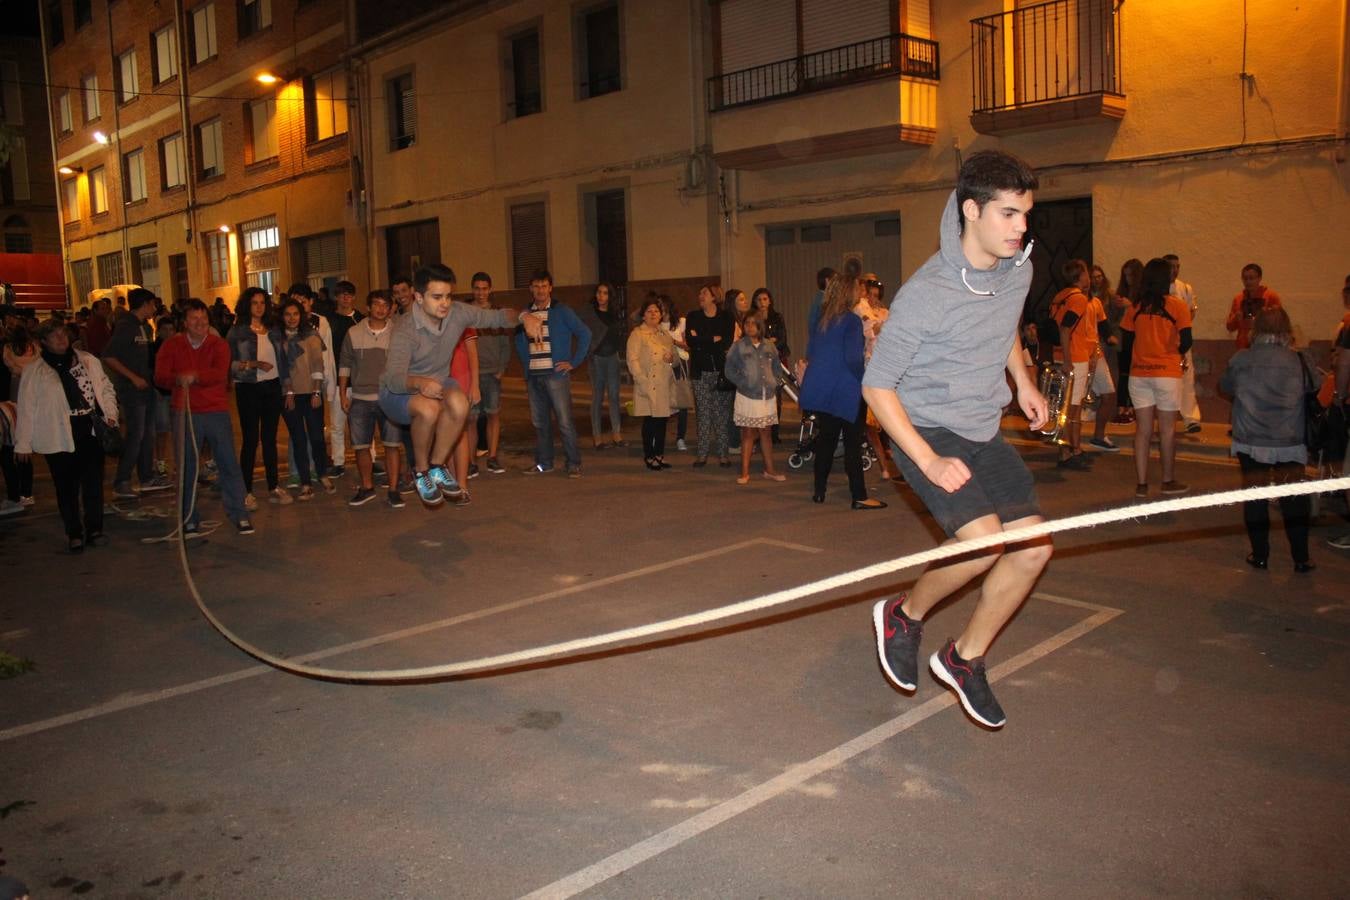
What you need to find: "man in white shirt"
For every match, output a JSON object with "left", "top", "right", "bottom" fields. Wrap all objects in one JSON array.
[{"left": 1165, "top": 254, "right": 1202, "bottom": 434}]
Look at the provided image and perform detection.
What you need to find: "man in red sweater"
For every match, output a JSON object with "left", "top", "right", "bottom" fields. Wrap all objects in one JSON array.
[{"left": 154, "top": 299, "right": 252, "bottom": 537}]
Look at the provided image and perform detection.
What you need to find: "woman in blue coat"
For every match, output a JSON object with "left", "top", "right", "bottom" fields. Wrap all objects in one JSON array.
[{"left": 799, "top": 271, "right": 886, "bottom": 509}]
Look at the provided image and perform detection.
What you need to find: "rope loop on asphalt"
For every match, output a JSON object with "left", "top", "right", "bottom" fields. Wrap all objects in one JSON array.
[{"left": 169, "top": 393, "right": 1350, "bottom": 683}]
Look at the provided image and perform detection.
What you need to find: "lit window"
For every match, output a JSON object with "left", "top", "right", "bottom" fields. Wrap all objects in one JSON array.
[
  {"left": 89, "top": 165, "right": 108, "bottom": 215},
  {"left": 308, "top": 68, "right": 348, "bottom": 142},
  {"left": 82, "top": 73, "right": 100, "bottom": 121},
  {"left": 248, "top": 96, "right": 277, "bottom": 162},
  {"left": 205, "top": 231, "right": 230, "bottom": 286},
  {"left": 161, "top": 132, "right": 187, "bottom": 189},
  {"left": 197, "top": 118, "right": 224, "bottom": 178},
  {"left": 124, "top": 148, "right": 147, "bottom": 202},
  {"left": 63, "top": 178, "right": 79, "bottom": 222}
]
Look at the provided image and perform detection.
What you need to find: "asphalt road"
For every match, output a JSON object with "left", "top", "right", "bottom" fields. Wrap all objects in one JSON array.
[{"left": 2, "top": 390, "right": 1348, "bottom": 899}]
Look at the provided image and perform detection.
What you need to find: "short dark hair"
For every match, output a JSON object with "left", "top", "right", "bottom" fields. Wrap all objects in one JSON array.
[
  {"left": 334, "top": 280, "right": 356, "bottom": 296},
  {"left": 530, "top": 269, "right": 553, "bottom": 286},
  {"left": 1162, "top": 254, "right": 1179, "bottom": 263},
  {"left": 391, "top": 275, "right": 412, "bottom": 289},
  {"left": 287, "top": 282, "right": 310, "bottom": 298},
  {"left": 955, "top": 150, "right": 1038, "bottom": 235},
  {"left": 182, "top": 298, "right": 210, "bottom": 318},
  {"left": 127, "top": 287, "right": 156, "bottom": 311},
  {"left": 414, "top": 263, "right": 457, "bottom": 294},
  {"left": 367, "top": 289, "right": 390, "bottom": 306},
  {"left": 1242, "top": 263, "right": 1263, "bottom": 278},
  {"left": 470, "top": 272, "right": 492, "bottom": 287},
  {"left": 816, "top": 267, "right": 837, "bottom": 291},
  {"left": 1061, "top": 259, "right": 1088, "bottom": 283}
]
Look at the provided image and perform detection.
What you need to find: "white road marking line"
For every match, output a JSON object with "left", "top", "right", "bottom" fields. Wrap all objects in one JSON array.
[
  {"left": 520, "top": 592, "right": 1123, "bottom": 900},
  {"left": 0, "top": 537, "right": 820, "bottom": 742}
]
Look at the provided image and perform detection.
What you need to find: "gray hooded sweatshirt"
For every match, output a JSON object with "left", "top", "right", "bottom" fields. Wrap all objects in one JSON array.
[{"left": 862, "top": 190, "right": 1033, "bottom": 442}]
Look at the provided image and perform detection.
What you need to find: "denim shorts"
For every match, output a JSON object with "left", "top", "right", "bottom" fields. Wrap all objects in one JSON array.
[
  {"left": 476, "top": 372, "right": 502, "bottom": 415},
  {"left": 348, "top": 398, "right": 402, "bottom": 449},
  {"left": 378, "top": 376, "right": 460, "bottom": 426},
  {"left": 892, "top": 427, "right": 1040, "bottom": 536}
]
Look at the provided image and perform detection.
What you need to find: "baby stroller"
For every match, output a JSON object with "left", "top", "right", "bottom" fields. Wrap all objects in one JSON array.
[{"left": 778, "top": 360, "right": 875, "bottom": 471}]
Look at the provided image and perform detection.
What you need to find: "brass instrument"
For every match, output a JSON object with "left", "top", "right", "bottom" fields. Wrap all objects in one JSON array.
[
  {"left": 1037, "top": 363, "right": 1074, "bottom": 446},
  {"left": 1082, "top": 347, "right": 1102, "bottom": 410}
]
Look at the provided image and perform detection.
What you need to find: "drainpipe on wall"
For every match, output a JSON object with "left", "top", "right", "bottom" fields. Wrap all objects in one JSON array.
[
  {"left": 105, "top": 0, "right": 129, "bottom": 283},
  {"left": 1337, "top": 0, "right": 1350, "bottom": 161},
  {"left": 36, "top": 4, "right": 72, "bottom": 309},
  {"left": 174, "top": 0, "right": 197, "bottom": 252}
]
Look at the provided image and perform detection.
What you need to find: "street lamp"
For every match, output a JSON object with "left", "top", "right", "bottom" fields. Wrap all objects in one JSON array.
[
  {"left": 92, "top": 130, "right": 110, "bottom": 145},
  {"left": 58, "top": 164, "right": 84, "bottom": 175}
]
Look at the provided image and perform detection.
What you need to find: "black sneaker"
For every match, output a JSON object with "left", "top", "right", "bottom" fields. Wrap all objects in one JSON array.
[
  {"left": 234, "top": 518, "right": 255, "bottom": 535},
  {"left": 348, "top": 487, "right": 377, "bottom": 507},
  {"left": 468, "top": 463, "right": 480, "bottom": 479},
  {"left": 486, "top": 457, "right": 506, "bottom": 474},
  {"left": 387, "top": 490, "right": 406, "bottom": 509},
  {"left": 872, "top": 595, "right": 923, "bottom": 691},
  {"left": 930, "top": 640, "right": 1006, "bottom": 728}
]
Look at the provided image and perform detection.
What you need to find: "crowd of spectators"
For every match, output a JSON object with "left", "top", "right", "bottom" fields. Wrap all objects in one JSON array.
[{"left": 0, "top": 262, "right": 1346, "bottom": 565}]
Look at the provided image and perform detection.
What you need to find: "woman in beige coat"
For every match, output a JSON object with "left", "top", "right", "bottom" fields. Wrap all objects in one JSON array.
[{"left": 626, "top": 296, "right": 677, "bottom": 470}]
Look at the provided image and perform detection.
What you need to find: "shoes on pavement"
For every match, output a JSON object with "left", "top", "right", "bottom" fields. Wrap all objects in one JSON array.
[
  {"left": 298, "top": 485, "right": 315, "bottom": 501},
  {"left": 235, "top": 518, "right": 255, "bottom": 535},
  {"left": 329, "top": 465, "right": 346, "bottom": 478},
  {"left": 1134, "top": 483, "right": 1148, "bottom": 499},
  {"left": 427, "top": 465, "right": 463, "bottom": 498},
  {"left": 270, "top": 487, "right": 294, "bottom": 505},
  {"left": 1245, "top": 553, "right": 1268, "bottom": 570},
  {"left": 243, "top": 493, "right": 258, "bottom": 511},
  {"left": 930, "top": 639, "right": 1006, "bottom": 728},
  {"left": 567, "top": 467, "right": 582, "bottom": 479},
  {"left": 113, "top": 483, "right": 139, "bottom": 500},
  {"left": 475, "top": 447, "right": 489, "bottom": 458},
  {"left": 523, "top": 463, "right": 554, "bottom": 475},
  {"left": 1087, "top": 437, "right": 1120, "bottom": 452},
  {"left": 486, "top": 457, "right": 506, "bottom": 474},
  {"left": 468, "top": 463, "right": 480, "bottom": 479},
  {"left": 1293, "top": 560, "right": 1316, "bottom": 574},
  {"left": 0, "top": 498, "right": 25, "bottom": 517},
  {"left": 141, "top": 475, "right": 173, "bottom": 493},
  {"left": 762, "top": 471, "right": 786, "bottom": 482},
  {"left": 676, "top": 438, "right": 688, "bottom": 451},
  {"left": 1160, "top": 480, "right": 1189, "bottom": 495},
  {"left": 348, "top": 487, "right": 377, "bottom": 507},
  {"left": 1184, "top": 423, "right": 1202, "bottom": 434},
  {"left": 873, "top": 595, "right": 923, "bottom": 691},
  {"left": 396, "top": 476, "right": 415, "bottom": 495},
  {"left": 852, "top": 498, "right": 887, "bottom": 510},
  {"left": 320, "top": 475, "right": 337, "bottom": 494},
  {"left": 1326, "top": 532, "right": 1350, "bottom": 550},
  {"left": 451, "top": 489, "right": 472, "bottom": 507},
  {"left": 413, "top": 470, "right": 444, "bottom": 506},
  {"left": 387, "top": 490, "right": 406, "bottom": 509},
  {"left": 19, "top": 495, "right": 34, "bottom": 507}
]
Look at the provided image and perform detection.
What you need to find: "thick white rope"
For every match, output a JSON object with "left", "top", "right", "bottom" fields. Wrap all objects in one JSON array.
[{"left": 165, "top": 381, "right": 1349, "bottom": 682}]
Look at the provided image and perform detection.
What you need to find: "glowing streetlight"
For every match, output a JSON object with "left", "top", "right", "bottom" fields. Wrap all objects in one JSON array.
[
  {"left": 256, "top": 72, "right": 281, "bottom": 85},
  {"left": 58, "top": 164, "right": 84, "bottom": 175},
  {"left": 92, "top": 131, "right": 110, "bottom": 145},
  {"left": 219, "top": 225, "right": 232, "bottom": 233}
]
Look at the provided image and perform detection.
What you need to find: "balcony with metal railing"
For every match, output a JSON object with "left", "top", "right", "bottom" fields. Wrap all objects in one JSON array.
[
  {"left": 708, "top": 33, "right": 941, "bottom": 170},
  {"left": 969, "top": 0, "right": 1125, "bottom": 135}
]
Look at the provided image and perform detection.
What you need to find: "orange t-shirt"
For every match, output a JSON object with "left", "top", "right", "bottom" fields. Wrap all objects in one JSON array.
[
  {"left": 1053, "top": 287, "right": 1093, "bottom": 364},
  {"left": 1122, "top": 295, "right": 1192, "bottom": 378}
]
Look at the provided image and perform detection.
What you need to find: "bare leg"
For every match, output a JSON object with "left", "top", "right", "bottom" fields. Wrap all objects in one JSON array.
[
  {"left": 902, "top": 515, "right": 1002, "bottom": 620},
  {"left": 759, "top": 427, "right": 777, "bottom": 474},
  {"left": 408, "top": 395, "right": 441, "bottom": 473},
  {"left": 954, "top": 516, "right": 1053, "bottom": 658},
  {"left": 384, "top": 445, "right": 401, "bottom": 490},
  {"left": 1158, "top": 408, "right": 1180, "bottom": 481},
  {"left": 867, "top": 424, "right": 892, "bottom": 477},
  {"left": 487, "top": 412, "right": 501, "bottom": 458},
  {"left": 1092, "top": 392, "right": 1117, "bottom": 442},
  {"left": 355, "top": 447, "right": 374, "bottom": 490},
  {"left": 1133, "top": 405, "right": 1155, "bottom": 486},
  {"left": 429, "top": 389, "right": 469, "bottom": 468},
  {"left": 1061, "top": 405, "right": 1083, "bottom": 459},
  {"left": 740, "top": 427, "right": 754, "bottom": 478},
  {"left": 452, "top": 431, "right": 470, "bottom": 486}
]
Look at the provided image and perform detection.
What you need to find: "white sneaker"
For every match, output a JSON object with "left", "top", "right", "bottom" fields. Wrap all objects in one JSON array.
[
  {"left": 243, "top": 493, "right": 258, "bottom": 511},
  {"left": 1327, "top": 532, "right": 1350, "bottom": 550},
  {"left": 676, "top": 438, "right": 688, "bottom": 451},
  {"left": 19, "top": 495, "right": 34, "bottom": 507},
  {"left": 269, "top": 487, "right": 294, "bottom": 506},
  {"left": 0, "top": 498, "right": 25, "bottom": 517}
]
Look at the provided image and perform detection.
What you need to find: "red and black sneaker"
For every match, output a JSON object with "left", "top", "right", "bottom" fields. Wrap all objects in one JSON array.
[
  {"left": 872, "top": 595, "right": 923, "bottom": 691},
  {"left": 930, "top": 639, "right": 1006, "bottom": 728}
]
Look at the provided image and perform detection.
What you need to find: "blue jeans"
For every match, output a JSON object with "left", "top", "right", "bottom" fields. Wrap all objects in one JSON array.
[
  {"left": 527, "top": 372, "right": 580, "bottom": 469},
  {"left": 114, "top": 389, "right": 156, "bottom": 487},
  {"left": 589, "top": 353, "right": 622, "bottom": 440},
  {"left": 176, "top": 410, "right": 246, "bottom": 528}
]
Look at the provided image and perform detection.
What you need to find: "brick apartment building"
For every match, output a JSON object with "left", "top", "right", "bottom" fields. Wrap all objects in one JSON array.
[
  {"left": 43, "top": 0, "right": 367, "bottom": 308},
  {"left": 2, "top": 18, "right": 61, "bottom": 260}
]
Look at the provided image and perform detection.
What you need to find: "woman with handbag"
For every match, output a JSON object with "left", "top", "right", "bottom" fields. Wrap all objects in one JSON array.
[
  {"left": 661, "top": 296, "right": 693, "bottom": 450},
  {"left": 626, "top": 297, "right": 678, "bottom": 470},
  {"left": 1219, "top": 307, "right": 1315, "bottom": 572},
  {"left": 753, "top": 288, "right": 790, "bottom": 444},
  {"left": 13, "top": 318, "right": 119, "bottom": 552},
  {"left": 685, "top": 285, "right": 735, "bottom": 467}
]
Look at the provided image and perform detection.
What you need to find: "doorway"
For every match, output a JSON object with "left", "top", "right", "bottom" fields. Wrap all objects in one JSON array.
[{"left": 385, "top": 218, "right": 441, "bottom": 286}]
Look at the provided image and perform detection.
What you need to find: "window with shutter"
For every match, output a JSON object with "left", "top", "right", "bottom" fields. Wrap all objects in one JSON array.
[
  {"left": 297, "top": 231, "right": 347, "bottom": 288},
  {"left": 97, "top": 251, "right": 125, "bottom": 288},
  {"left": 197, "top": 118, "right": 224, "bottom": 178},
  {"left": 58, "top": 92, "right": 72, "bottom": 132},
  {"left": 248, "top": 96, "right": 277, "bottom": 162},
  {"left": 387, "top": 73, "right": 415, "bottom": 150},
  {"left": 153, "top": 26, "right": 178, "bottom": 84},
  {"left": 161, "top": 132, "right": 186, "bottom": 189},
  {"left": 71, "top": 259, "right": 93, "bottom": 301},
  {"left": 82, "top": 73, "right": 100, "bottom": 121},
  {"left": 204, "top": 232, "right": 231, "bottom": 287},
  {"left": 192, "top": 3, "right": 217, "bottom": 64},
  {"left": 63, "top": 178, "right": 79, "bottom": 222},
  {"left": 717, "top": 0, "right": 796, "bottom": 106},
  {"left": 117, "top": 48, "right": 139, "bottom": 103},
  {"left": 509, "top": 201, "right": 548, "bottom": 289},
  {"left": 308, "top": 68, "right": 348, "bottom": 142},
  {"left": 46, "top": 0, "right": 64, "bottom": 47},
  {"left": 241, "top": 215, "right": 280, "bottom": 293},
  {"left": 508, "top": 31, "right": 542, "bottom": 118},
  {"left": 124, "top": 148, "right": 147, "bottom": 202},
  {"left": 239, "top": 0, "right": 271, "bottom": 38},
  {"left": 578, "top": 4, "right": 621, "bottom": 99},
  {"left": 89, "top": 166, "right": 108, "bottom": 215}
]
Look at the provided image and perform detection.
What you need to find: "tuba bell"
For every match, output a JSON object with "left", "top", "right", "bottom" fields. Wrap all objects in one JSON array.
[{"left": 1037, "top": 362, "right": 1074, "bottom": 446}]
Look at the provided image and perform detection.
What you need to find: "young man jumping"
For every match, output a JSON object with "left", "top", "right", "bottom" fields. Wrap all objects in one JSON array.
[
  {"left": 379, "top": 264, "right": 541, "bottom": 506},
  {"left": 863, "top": 150, "right": 1052, "bottom": 729}
]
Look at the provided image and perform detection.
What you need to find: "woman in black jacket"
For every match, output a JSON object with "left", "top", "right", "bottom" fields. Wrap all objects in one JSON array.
[
  {"left": 753, "top": 288, "right": 789, "bottom": 443},
  {"left": 685, "top": 285, "right": 735, "bottom": 467}
]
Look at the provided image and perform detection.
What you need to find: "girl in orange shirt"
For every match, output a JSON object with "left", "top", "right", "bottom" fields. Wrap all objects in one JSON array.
[{"left": 1121, "top": 258, "right": 1193, "bottom": 499}]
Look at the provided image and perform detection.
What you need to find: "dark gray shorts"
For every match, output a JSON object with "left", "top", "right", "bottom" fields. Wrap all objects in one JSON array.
[{"left": 892, "top": 427, "right": 1040, "bottom": 536}]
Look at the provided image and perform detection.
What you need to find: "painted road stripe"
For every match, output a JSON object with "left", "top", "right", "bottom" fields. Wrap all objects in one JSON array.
[
  {"left": 521, "top": 592, "right": 1123, "bottom": 900},
  {"left": 0, "top": 537, "right": 821, "bottom": 742}
]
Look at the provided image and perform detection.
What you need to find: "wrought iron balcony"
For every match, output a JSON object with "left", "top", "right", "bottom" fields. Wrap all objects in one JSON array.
[
  {"left": 969, "top": 0, "right": 1124, "bottom": 133},
  {"left": 707, "top": 33, "right": 940, "bottom": 114}
]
